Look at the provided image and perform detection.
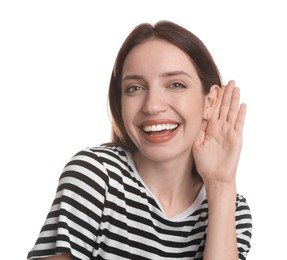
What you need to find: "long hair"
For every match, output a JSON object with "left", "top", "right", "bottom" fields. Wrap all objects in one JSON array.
[{"left": 108, "top": 20, "right": 222, "bottom": 153}]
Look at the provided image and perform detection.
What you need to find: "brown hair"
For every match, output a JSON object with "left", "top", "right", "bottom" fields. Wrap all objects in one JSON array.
[{"left": 108, "top": 20, "right": 222, "bottom": 152}]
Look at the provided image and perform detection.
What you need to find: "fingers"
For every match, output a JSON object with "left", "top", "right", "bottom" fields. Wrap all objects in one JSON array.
[
  {"left": 211, "top": 80, "right": 246, "bottom": 133},
  {"left": 235, "top": 103, "right": 247, "bottom": 133},
  {"left": 227, "top": 86, "right": 240, "bottom": 124},
  {"left": 209, "top": 81, "right": 233, "bottom": 123},
  {"left": 219, "top": 80, "right": 236, "bottom": 121}
]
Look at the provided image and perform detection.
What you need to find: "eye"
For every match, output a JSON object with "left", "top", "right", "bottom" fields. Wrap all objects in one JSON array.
[
  {"left": 125, "top": 85, "right": 144, "bottom": 93},
  {"left": 169, "top": 82, "right": 187, "bottom": 89}
]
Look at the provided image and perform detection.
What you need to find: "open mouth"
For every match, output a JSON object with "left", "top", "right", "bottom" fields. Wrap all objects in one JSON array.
[{"left": 142, "top": 123, "right": 179, "bottom": 136}]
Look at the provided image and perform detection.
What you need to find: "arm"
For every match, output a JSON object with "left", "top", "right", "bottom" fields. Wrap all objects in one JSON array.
[
  {"left": 204, "top": 182, "right": 238, "bottom": 259},
  {"left": 193, "top": 80, "right": 247, "bottom": 259}
]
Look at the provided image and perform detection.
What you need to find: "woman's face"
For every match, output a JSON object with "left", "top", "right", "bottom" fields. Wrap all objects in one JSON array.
[{"left": 121, "top": 39, "right": 207, "bottom": 162}]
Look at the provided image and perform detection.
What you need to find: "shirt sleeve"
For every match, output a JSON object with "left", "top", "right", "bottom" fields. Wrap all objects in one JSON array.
[
  {"left": 235, "top": 194, "right": 252, "bottom": 260},
  {"left": 27, "top": 148, "right": 109, "bottom": 260}
]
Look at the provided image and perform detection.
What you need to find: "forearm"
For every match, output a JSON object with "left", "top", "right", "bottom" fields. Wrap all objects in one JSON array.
[{"left": 203, "top": 181, "right": 238, "bottom": 260}]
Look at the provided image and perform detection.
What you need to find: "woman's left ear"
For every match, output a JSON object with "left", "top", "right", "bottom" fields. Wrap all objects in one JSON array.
[{"left": 204, "top": 85, "right": 220, "bottom": 120}]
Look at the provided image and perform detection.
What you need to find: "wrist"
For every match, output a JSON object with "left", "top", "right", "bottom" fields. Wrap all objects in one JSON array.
[{"left": 204, "top": 180, "right": 237, "bottom": 203}]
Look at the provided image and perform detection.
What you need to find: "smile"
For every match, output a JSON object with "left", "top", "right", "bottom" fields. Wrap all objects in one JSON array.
[
  {"left": 142, "top": 123, "right": 179, "bottom": 134},
  {"left": 140, "top": 120, "right": 180, "bottom": 143}
]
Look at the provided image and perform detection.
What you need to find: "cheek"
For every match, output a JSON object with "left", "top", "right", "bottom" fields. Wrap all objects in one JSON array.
[
  {"left": 175, "top": 96, "right": 205, "bottom": 117},
  {"left": 121, "top": 104, "right": 129, "bottom": 128},
  {"left": 121, "top": 99, "right": 137, "bottom": 129},
  {"left": 175, "top": 96, "right": 205, "bottom": 136},
  {"left": 121, "top": 100, "right": 141, "bottom": 146}
]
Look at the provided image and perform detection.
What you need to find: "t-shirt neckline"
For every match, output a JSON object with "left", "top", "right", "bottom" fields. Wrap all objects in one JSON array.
[{"left": 125, "top": 150, "right": 206, "bottom": 222}]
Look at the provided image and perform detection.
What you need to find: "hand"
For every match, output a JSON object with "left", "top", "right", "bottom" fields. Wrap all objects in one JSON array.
[{"left": 192, "top": 80, "right": 246, "bottom": 185}]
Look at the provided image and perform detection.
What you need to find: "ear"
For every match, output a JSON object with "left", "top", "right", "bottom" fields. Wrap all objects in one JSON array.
[{"left": 204, "top": 85, "right": 220, "bottom": 120}]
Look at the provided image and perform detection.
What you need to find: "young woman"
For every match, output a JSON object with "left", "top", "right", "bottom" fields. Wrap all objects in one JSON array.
[{"left": 27, "top": 21, "right": 252, "bottom": 260}]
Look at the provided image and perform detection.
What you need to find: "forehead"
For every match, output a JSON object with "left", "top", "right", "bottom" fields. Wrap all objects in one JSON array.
[{"left": 122, "top": 39, "right": 198, "bottom": 77}]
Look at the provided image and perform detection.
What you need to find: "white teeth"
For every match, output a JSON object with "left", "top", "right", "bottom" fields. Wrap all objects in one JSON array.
[{"left": 143, "top": 124, "right": 179, "bottom": 132}]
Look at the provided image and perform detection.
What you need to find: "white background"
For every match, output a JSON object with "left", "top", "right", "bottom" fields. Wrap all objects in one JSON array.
[{"left": 1, "top": 0, "right": 286, "bottom": 259}]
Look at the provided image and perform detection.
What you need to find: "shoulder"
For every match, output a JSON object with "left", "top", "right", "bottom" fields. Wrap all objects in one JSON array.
[
  {"left": 54, "top": 145, "right": 133, "bottom": 203},
  {"left": 235, "top": 193, "right": 252, "bottom": 223},
  {"left": 235, "top": 194, "right": 252, "bottom": 244},
  {"left": 235, "top": 194, "right": 253, "bottom": 257},
  {"left": 235, "top": 194, "right": 252, "bottom": 229},
  {"left": 60, "top": 145, "right": 133, "bottom": 184},
  {"left": 235, "top": 194, "right": 252, "bottom": 225},
  {"left": 76, "top": 145, "right": 133, "bottom": 172},
  {"left": 87, "top": 145, "right": 132, "bottom": 164},
  {"left": 235, "top": 194, "right": 252, "bottom": 215}
]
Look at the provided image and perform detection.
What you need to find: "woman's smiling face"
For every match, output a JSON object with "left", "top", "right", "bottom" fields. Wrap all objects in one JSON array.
[{"left": 121, "top": 39, "right": 207, "bottom": 162}]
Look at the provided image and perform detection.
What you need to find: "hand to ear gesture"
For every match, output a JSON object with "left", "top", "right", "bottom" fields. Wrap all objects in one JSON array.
[{"left": 193, "top": 80, "right": 246, "bottom": 186}]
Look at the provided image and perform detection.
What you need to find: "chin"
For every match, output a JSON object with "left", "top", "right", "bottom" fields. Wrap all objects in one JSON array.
[{"left": 135, "top": 144, "right": 191, "bottom": 163}]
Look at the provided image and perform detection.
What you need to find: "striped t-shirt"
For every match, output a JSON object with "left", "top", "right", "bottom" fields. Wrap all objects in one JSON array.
[{"left": 27, "top": 145, "right": 252, "bottom": 260}]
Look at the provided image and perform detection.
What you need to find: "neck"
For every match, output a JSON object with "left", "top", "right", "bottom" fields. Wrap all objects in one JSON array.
[{"left": 133, "top": 151, "right": 202, "bottom": 217}]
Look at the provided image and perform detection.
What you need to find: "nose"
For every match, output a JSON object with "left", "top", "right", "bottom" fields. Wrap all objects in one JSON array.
[{"left": 142, "top": 88, "right": 167, "bottom": 115}]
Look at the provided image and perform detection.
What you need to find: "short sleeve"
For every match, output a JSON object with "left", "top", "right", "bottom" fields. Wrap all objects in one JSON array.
[
  {"left": 27, "top": 148, "right": 109, "bottom": 260},
  {"left": 235, "top": 194, "right": 252, "bottom": 260}
]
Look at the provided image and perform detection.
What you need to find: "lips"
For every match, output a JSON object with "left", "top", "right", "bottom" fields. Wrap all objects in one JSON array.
[
  {"left": 140, "top": 119, "right": 180, "bottom": 143},
  {"left": 143, "top": 123, "right": 179, "bottom": 133}
]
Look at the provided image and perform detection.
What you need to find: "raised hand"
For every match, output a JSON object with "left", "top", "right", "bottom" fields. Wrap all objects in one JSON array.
[{"left": 192, "top": 80, "right": 246, "bottom": 185}]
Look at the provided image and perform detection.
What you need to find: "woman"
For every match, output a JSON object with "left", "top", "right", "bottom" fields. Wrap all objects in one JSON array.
[{"left": 27, "top": 21, "right": 252, "bottom": 260}]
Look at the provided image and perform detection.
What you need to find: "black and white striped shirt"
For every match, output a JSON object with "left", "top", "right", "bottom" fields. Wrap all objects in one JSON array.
[{"left": 27, "top": 145, "right": 252, "bottom": 260}]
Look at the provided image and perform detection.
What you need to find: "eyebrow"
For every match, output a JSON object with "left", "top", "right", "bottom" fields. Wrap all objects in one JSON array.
[
  {"left": 161, "top": 70, "right": 192, "bottom": 79},
  {"left": 122, "top": 70, "right": 192, "bottom": 81},
  {"left": 122, "top": 74, "right": 145, "bottom": 81}
]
